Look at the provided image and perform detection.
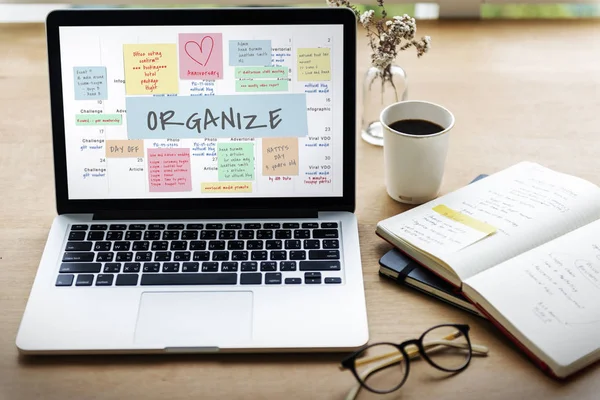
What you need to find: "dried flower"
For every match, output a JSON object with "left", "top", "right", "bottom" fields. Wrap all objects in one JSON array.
[{"left": 359, "top": 10, "right": 374, "bottom": 27}]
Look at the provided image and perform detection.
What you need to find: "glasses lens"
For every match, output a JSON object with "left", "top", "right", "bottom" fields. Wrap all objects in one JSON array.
[
  {"left": 422, "top": 325, "right": 471, "bottom": 371},
  {"left": 353, "top": 344, "right": 407, "bottom": 393}
]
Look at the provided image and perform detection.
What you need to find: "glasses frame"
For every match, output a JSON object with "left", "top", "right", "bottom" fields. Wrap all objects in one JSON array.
[{"left": 340, "top": 323, "right": 473, "bottom": 395}]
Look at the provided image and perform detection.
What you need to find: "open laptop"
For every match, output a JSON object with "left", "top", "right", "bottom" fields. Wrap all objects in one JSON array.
[{"left": 16, "top": 7, "right": 369, "bottom": 354}]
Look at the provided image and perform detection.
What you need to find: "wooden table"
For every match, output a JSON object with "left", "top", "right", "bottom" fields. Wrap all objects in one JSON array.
[{"left": 2, "top": 19, "right": 600, "bottom": 400}]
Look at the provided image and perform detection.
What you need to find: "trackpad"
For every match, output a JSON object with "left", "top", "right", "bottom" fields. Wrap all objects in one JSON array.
[{"left": 134, "top": 291, "right": 253, "bottom": 347}]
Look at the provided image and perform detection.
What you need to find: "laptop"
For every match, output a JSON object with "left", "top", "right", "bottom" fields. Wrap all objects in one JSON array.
[{"left": 16, "top": 7, "right": 369, "bottom": 354}]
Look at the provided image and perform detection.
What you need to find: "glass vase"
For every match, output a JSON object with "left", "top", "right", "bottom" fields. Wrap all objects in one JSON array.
[{"left": 360, "top": 64, "right": 408, "bottom": 146}]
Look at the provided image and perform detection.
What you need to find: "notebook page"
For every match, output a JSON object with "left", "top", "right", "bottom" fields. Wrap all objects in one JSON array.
[
  {"left": 378, "top": 162, "right": 600, "bottom": 281},
  {"left": 464, "top": 218, "right": 600, "bottom": 370}
]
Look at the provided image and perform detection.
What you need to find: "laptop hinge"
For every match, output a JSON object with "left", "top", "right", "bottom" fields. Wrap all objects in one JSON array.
[{"left": 92, "top": 208, "right": 320, "bottom": 220}]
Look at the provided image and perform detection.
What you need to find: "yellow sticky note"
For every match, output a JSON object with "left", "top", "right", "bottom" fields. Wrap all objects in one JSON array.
[
  {"left": 201, "top": 182, "right": 253, "bottom": 194},
  {"left": 105, "top": 140, "right": 144, "bottom": 158},
  {"left": 297, "top": 48, "right": 331, "bottom": 81},
  {"left": 433, "top": 205, "right": 497, "bottom": 235},
  {"left": 123, "top": 44, "right": 179, "bottom": 95}
]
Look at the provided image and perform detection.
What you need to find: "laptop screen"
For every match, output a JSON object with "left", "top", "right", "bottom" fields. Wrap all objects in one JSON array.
[{"left": 58, "top": 24, "right": 344, "bottom": 200}]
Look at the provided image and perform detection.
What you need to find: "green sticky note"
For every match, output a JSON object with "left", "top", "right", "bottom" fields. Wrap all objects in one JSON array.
[
  {"left": 76, "top": 114, "right": 122, "bottom": 126},
  {"left": 234, "top": 66, "right": 289, "bottom": 79},
  {"left": 235, "top": 79, "right": 288, "bottom": 92},
  {"left": 218, "top": 143, "right": 255, "bottom": 181}
]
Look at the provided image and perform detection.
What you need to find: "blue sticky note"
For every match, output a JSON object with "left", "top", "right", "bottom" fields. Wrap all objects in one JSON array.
[
  {"left": 229, "top": 40, "right": 272, "bottom": 66},
  {"left": 126, "top": 94, "right": 308, "bottom": 139},
  {"left": 74, "top": 66, "right": 107, "bottom": 100}
]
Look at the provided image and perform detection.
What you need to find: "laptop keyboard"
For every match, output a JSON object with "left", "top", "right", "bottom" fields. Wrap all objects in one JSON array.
[{"left": 56, "top": 222, "right": 342, "bottom": 287}]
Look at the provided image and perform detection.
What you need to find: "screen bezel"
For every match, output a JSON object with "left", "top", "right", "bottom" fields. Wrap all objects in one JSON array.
[{"left": 46, "top": 7, "right": 356, "bottom": 215}]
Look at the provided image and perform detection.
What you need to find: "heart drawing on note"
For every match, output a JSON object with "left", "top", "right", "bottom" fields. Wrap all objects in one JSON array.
[{"left": 184, "top": 36, "right": 214, "bottom": 66}]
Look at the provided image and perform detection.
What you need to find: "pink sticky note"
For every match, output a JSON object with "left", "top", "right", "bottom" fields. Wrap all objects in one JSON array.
[
  {"left": 179, "top": 33, "right": 223, "bottom": 80},
  {"left": 147, "top": 148, "right": 192, "bottom": 192}
]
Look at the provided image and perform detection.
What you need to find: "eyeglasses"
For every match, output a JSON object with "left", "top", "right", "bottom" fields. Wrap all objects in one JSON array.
[{"left": 339, "top": 324, "right": 489, "bottom": 399}]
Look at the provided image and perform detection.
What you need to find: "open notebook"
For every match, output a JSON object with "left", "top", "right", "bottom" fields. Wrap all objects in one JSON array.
[{"left": 376, "top": 161, "right": 600, "bottom": 378}]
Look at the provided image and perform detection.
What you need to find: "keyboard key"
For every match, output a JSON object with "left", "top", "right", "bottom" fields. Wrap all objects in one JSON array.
[
  {"left": 209, "top": 240, "right": 225, "bottom": 250},
  {"left": 222, "top": 262, "right": 238, "bottom": 272},
  {"left": 206, "top": 223, "right": 223, "bottom": 229},
  {"left": 309, "top": 250, "right": 340, "bottom": 260},
  {"left": 276, "top": 230, "right": 292, "bottom": 239},
  {"left": 228, "top": 241, "right": 244, "bottom": 250},
  {"left": 174, "top": 251, "right": 191, "bottom": 261},
  {"left": 148, "top": 224, "right": 165, "bottom": 230},
  {"left": 181, "top": 230, "right": 198, "bottom": 240},
  {"left": 65, "top": 241, "right": 93, "bottom": 251},
  {"left": 294, "top": 230, "right": 310, "bottom": 239},
  {"left": 125, "top": 231, "right": 142, "bottom": 241},
  {"left": 201, "top": 230, "right": 217, "bottom": 240},
  {"left": 167, "top": 224, "right": 184, "bottom": 230},
  {"left": 70, "top": 224, "right": 88, "bottom": 231},
  {"left": 143, "top": 263, "right": 160, "bottom": 273},
  {"left": 163, "top": 262, "right": 180, "bottom": 272},
  {"left": 171, "top": 241, "right": 188, "bottom": 250},
  {"left": 109, "top": 224, "right": 127, "bottom": 230},
  {"left": 325, "top": 277, "right": 342, "bottom": 284},
  {"left": 212, "top": 251, "right": 229, "bottom": 261},
  {"left": 106, "top": 231, "right": 123, "bottom": 241},
  {"left": 313, "top": 229, "right": 338, "bottom": 239},
  {"left": 116, "top": 274, "right": 138, "bottom": 286},
  {"left": 154, "top": 252, "right": 171, "bottom": 261},
  {"left": 163, "top": 231, "right": 179, "bottom": 240},
  {"left": 260, "top": 261, "right": 277, "bottom": 271},
  {"left": 94, "top": 241, "right": 112, "bottom": 251},
  {"left": 265, "top": 272, "right": 282, "bottom": 284},
  {"left": 299, "top": 261, "right": 341, "bottom": 271},
  {"left": 263, "top": 223, "right": 280, "bottom": 229},
  {"left": 151, "top": 241, "right": 168, "bottom": 251},
  {"left": 90, "top": 224, "right": 108, "bottom": 231},
  {"left": 123, "top": 263, "right": 141, "bottom": 273},
  {"left": 59, "top": 263, "right": 102, "bottom": 273},
  {"left": 265, "top": 240, "right": 282, "bottom": 250},
  {"left": 304, "top": 240, "right": 320, "bottom": 249},
  {"left": 240, "top": 273, "right": 262, "bottom": 285},
  {"left": 232, "top": 251, "right": 249, "bottom": 261},
  {"left": 219, "top": 230, "right": 236, "bottom": 240},
  {"left": 135, "top": 252, "right": 153, "bottom": 262},
  {"left": 241, "top": 261, "right": 258, "bottom": 272},
  {"left": 305, "top": 272, "right": 322, "bottom": 284},
  {"left": 56, "top": 274, "right": 74, "bottom": 286},
  {"left": 244, "top": 223, "right": 261, "bottom": 229},
  {"left": 96, "top": 274, "right": 114, "bottom": 286},
  {"left": 186, "top": 223, "right": 203, "bottom": 229},
  {"left": 76, "top": 274, "right": 94, "bottom": 286},
  {"left": 225, "top": 223, "right": 242, "bottom": 229},
  {"left": 68, "top": 231, "right": 86, "bottom": 241},
  {"left": 87, "top": 231, "right": 105, "bottom": 241},
  {"left": 323, "top": 240, "right": 339, "bottom": 249},
  {"left": 246, "top": 240, "right": 263, "bottom": 250},
  {"left": 238, "top": 230, "right": 254, "bottom": 239},
  {"left": 290, "top": 251, "right": 306, "bottom": 260},
  {"left": 251, "top": 251, "right": 268, "bottom": 260},
  {"left": 202, "top": 262, "right": 219, "bottom": 272},
  {"left": 96, "top": 252, "right": 114, "bottom": 262},
  {"left": 280, "top": 261, "right": 297, "bottom": 271},
  {"left": 321, "top": 222, "right": 338, "bottom": 229},
  {"left": 132, "top": 241, "right": 150, "bottom": 251},
  {"left": 182, "top": 262, "right": 199, "bottom": 272},
  {"left": 285, "top": 240, "right": 301, "bottom": 250},
  {"left": 130, "top": 224, "right": 147, "bottom": 230},
  {"left": 190, "top": 241, "right": 207, "bottom": 250},
  {"left": 283, "top": 223, "right": 300, "bottom": 229},
  {"left": 62, "top": 252, "right": 95, "bottom": 262},
  {"left": 285, "top": 277, "right": 302, "bottom": 285},
  {"left": 141, "top": 273, "right": 238, "bottom": 285},
  {"left": 144, "top": 231, "right": 161, "bottom": 240},
  {"left": 302, "top": 223, "right": 319, "bottom": 229},
  {"left": 270, "top": 251, "right": 287, "bottom": 260},
  {"left": 104, "top": 263, "right": 121, "bottom": 273},
  {"left": 193, "top": 251, "right": 210, "bottom": 261},
  {"left": 257, "top": 230, "right": 273, "bottom": 239},
  {"left": 113, "top": 241, "right": 131, "bottom": 251},
  {"left": 116, "top": 252, "right": 133, "bottom": 262}
]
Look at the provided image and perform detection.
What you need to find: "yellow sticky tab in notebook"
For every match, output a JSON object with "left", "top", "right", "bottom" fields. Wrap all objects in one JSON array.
[{"left": 432, "top": 205, "right": 497, "bottom": 235}]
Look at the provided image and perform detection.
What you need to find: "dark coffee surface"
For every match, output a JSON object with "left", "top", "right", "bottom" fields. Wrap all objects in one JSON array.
[{"left": 388, "top": 119, "right": 444, "bottom": 136}]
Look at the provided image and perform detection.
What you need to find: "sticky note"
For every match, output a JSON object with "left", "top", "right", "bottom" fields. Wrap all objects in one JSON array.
[
  {"left": 229, "top": 40, "right": 271, "bottom": 66},
  {"left": 76, "top": 114, "right": 122, "bottom": 126},
  {"left": 262, "top": 137, "right": 299, "bottom": 176},
  {"left": 433, "top": 204, "right": 497, "bottom": 235},
  {"left": 147, "top": 148, "right": 192, "bottom": 192},
  {"left": 234, "top": 66, "right": 288, "bottom": 79},
  {"left": 235, "top": 80, "right": 288, "bottom": 92},
  {"left": 297, "top": 48, "right": 331, "bottom": 81},
  {"left": 218, "top": 143, "right": 255, "bottom": 181},
  {"left": 201, "top": 182, "right": 253, "bottom": 193},
  {"left": 74, "top": 67, "right": 107, "bottom": 100},
  {"left": 123, "top": 44, "right": 179, "bottom": 95},
  {"left": 105, "top": 140, "right": 144, "bottom": 158},
  {"left": 179, "top": 33, "right": 223, "bottom": 80}
]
